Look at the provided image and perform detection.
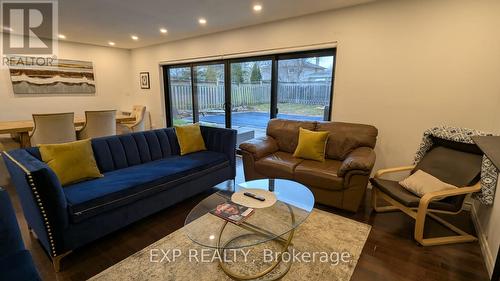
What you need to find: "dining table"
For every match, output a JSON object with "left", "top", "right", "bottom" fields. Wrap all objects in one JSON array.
[{"left": 0, "top": 114, "right": 136, "bottom": 148}]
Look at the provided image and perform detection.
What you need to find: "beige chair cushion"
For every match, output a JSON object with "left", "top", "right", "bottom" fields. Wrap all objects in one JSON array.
[
  {"left": 255, "top": 151, "right": 303, "bottom": 179},
  {"left": 399, "top": 170, "right": 457, "bottom": 198}
]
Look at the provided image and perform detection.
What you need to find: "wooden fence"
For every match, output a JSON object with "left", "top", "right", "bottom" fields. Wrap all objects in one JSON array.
[{"left": 170, "top": 81, "right": 331, "bottom": 111}]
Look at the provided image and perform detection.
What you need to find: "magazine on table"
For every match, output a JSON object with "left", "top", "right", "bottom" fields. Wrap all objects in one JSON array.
[{"left": 210, "top": 202, "right": 254, "bottom": 225}]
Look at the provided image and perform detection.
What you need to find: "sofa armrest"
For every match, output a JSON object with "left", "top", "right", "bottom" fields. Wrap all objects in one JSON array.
[
  {"left": 2, "top": 149, "right": 69, "bottom": 256},
  {"left": 200, "top": 126, "right": 237, "bottom": 178},
  {"left": 239, "top": 136, "right": 279, "bottom": 160},
  {"left": 338, "top": 147, "right": 376, "bottom": 177}
]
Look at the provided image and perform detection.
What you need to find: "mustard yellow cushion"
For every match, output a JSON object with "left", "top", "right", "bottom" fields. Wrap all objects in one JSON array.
[
  {"left": 175, "top": 123, "right": 207, "bottom": 156},
  {"left": 39, "top": 139, "right": 102, "bottom": 186},
  {"left": 293, "top": 128, "right": 329, "bottom": 162}
]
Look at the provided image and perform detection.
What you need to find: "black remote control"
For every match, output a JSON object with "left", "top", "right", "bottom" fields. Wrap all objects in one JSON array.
[{"left": 244, "top": 192, "right": 265, "bottom": 201}]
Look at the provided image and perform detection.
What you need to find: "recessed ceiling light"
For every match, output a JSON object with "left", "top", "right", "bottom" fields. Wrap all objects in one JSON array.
[
  {"left": 58, "top": 34, "right": 66, "bottom": 39},
  {"left": 131, "top": 35, "right": 139, "bottom": 40},
  {"left": 108, "top": 41, "right": 115, "bottom": 46},
  {"left": 160, "top": 28, "right": 168, "bottom": 34},
  {"left": 253, "top": 4, "right": 262, "bottom": 12},
  {"left": 198, "top": 18, "right": 207, "bottom": 25}
]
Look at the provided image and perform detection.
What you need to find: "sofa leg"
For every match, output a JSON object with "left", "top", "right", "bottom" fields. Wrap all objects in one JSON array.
[{"left": 52, "top": 251, "right": 72, "bottom": 272}]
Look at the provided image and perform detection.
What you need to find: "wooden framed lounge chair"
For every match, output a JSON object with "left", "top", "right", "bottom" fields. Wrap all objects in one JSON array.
[{"left": 370, "top": 137, "right": 483, "bottom": 246}]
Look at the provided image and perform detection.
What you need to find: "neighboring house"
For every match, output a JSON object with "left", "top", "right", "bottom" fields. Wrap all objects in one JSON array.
[{"left": 259, "top": 60, "right": 332, "bottom": 82}]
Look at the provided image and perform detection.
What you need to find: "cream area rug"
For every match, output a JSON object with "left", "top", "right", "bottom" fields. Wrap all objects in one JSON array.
[{"left": 89, "top": 209, "right": 370, "bottom": 281}]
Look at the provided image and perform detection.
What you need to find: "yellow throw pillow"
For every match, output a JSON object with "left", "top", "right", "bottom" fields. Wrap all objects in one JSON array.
[
  {"left": 39, "top": 139, "right": 103, "bottom": 186},
  {"left": 293, "top": 127, "right": 329, "bottom": 162},
  {"left": 175, "top": 123, "right": 207, "bottom": 156}
]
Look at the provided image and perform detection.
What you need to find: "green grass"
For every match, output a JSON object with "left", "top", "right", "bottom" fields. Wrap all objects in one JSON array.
[
  {"left": 173, "top": 119, "right": 191, "bottom": 126},
  {"left": 250, "top": 103, "right": 324, "bottom": 116},
  {"left": 173, "top": 119, "right": 222, "bottom": 128}
]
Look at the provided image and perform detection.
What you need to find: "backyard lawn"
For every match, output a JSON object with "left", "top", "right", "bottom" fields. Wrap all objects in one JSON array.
[{"left": 249, "top": 103, "right": 325, "bottom": 116}]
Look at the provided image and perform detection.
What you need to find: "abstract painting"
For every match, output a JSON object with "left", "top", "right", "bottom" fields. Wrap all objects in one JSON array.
[{"left": 7, "top": 56, "right": 96, "bottom": 94}]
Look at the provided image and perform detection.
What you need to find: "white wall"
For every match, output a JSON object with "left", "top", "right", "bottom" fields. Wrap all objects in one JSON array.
[
  {"left": 0, "top": 40, "right": 132, "bottom": 121},
  {"left": 128, "top": 0, "right": 500, "bottom": 171},
  {"left": 474, "top": 177, "right": 500, "bottom": 276}
]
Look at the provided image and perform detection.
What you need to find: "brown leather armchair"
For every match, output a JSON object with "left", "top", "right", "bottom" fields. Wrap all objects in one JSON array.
[{"left": 239, "top": 119, "right": 378, "bottom": 212}]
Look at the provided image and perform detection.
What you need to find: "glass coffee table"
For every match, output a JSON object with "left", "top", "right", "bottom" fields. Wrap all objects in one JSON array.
[{"left": 184, "top": 179, "right": 314, "bottom": 280}]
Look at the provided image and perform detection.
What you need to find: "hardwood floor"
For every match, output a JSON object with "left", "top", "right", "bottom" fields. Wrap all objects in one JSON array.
[{"left": 1, "top": 155, "right": 490, "bottom": 281}]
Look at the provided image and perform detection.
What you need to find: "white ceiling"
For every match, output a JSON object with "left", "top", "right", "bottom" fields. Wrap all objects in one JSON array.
[{"left": 54, "top": 0, "right": 373, "bottom": 49}]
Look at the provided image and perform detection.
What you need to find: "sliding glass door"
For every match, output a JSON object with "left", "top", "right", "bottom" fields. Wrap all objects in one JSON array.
[
  {"left": 230, "top": 60, "right": 272, "bottom": 139},
  {"left": 163, "top": 48, "right": 336, "bottom": 143},
  {"left": 277, "top": 54, "right": 334, "bottom": 121},
  {"left": 168, "top": 66, "right": 193, "bottom": 125},
  {"left": 193, "top": 63, "right": 225, "bottom": 127}
]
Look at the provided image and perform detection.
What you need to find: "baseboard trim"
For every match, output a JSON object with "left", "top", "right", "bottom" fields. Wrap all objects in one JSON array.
[{"left": 471, "top": 203, "right": 494, "bottom": 277}]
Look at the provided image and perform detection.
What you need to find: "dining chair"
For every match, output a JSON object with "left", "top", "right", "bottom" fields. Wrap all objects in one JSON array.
[
  {"left": 30, "top": 113, "right": 77, "bottom": 146},
  {"left": 77, "top": 110, "right": 117, "bottom": 140},
  {"left": 120, "top": 105, "right": 147, "bottom": 133}
]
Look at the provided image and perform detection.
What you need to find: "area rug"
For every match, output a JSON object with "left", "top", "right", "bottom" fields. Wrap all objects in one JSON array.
[{"left": 89, "top": 209, "right": 370, "bottom": 281}]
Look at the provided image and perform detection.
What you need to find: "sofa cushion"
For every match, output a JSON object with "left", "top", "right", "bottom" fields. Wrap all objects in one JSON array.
[
  {"left": 370, "top": 178, "right": 465, "bottom": 213},
  {"left": 91, "top": 129, "right": 174, "bottom": 173},
  {"left": 255, "top": 151, "right": 303, "bottom": 179},
  {"left": 64, "top": 151, "right": 229, "bottom": 222},
  {"left": 315, "top": 122, "right": 377, "bottom": 160},
  {"left": 294, "top": 159, "right": 344, "bottom": 190},
  {"left": 266, "top": 119, "right": 316, "bottom": 153}
]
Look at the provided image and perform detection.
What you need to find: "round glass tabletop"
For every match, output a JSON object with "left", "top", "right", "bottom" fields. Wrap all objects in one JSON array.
[{"left": 184, "top": 179, "right": 315, "bottom": 249}]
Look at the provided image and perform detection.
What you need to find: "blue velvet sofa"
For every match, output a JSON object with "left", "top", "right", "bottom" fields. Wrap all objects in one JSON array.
[
  {"left": 0, "top": 187, "right": 41, "bottom": 281},
  {"left": 2, "top": 126, "right": 236, "bottom": 271}
]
